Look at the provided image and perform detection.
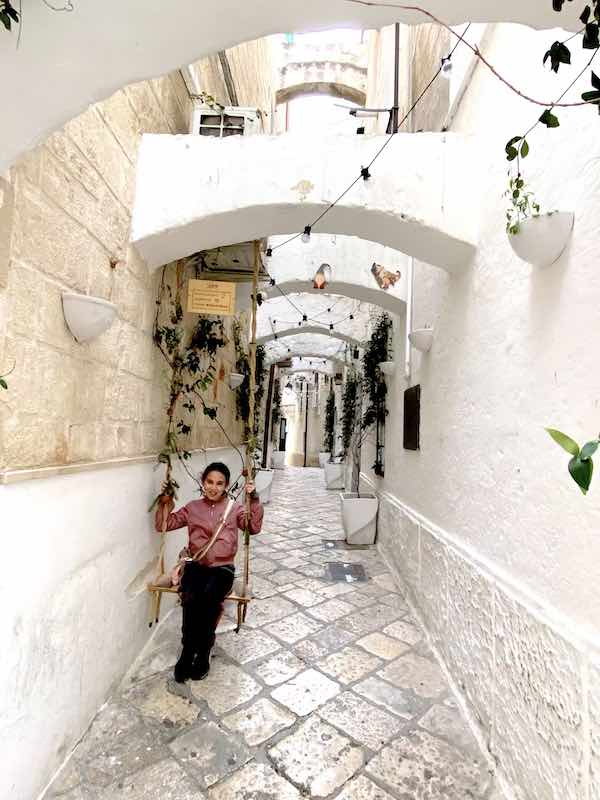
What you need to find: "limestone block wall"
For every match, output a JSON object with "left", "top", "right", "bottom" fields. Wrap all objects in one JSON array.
[{"left": 361, "top": 21, "right": 600, "bottom": 800}]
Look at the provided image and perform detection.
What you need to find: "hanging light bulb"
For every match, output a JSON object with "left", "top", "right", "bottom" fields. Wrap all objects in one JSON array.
[
  {"left": 269, "top": 277, "right": 276, "bottom": 286},
  {"left": 265, "top": 247, "right": 273, "bottom": 258},
  {"left": 440, "top": 56, "right": 453, "bottom": 79},
  {"left": 349, "top": 314, "right": 354, "bottom": 320},
  {"left": 329, "top": 323, "right": 334, "bottom": 331},
  {"left": 302, "top": 314, "right": 307, "bottom": 322},
  {"left": 360, "top": 166, "right": 371, "bottom": 181},
  {"left": 301, "top": 225, "right": 312, "bottom": 243}
]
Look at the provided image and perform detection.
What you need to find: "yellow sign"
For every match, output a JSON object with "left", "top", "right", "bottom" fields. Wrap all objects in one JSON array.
[{"left": 187, "top": 280, "right": 236, "bottom": 316}]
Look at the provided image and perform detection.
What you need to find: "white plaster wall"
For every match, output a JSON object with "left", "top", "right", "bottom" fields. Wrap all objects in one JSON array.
[
  {"left": 131, "top": 132, "right": 478, "bottom": 271},
  {"left": 0, "top": 446, "right": 243, "bottom": 800},
  {"left": 361, "top": 21, "right": 600, "bottom": 800}
]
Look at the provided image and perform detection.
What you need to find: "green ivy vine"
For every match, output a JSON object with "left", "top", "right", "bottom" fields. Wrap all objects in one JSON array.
[
  {"left": 546, "top": 428, "right": 600, "bottom": 494},
  {"left": 271, "top": 380, "right": 282, "bottom": 442},
  {"left": 149, "top": 260, "right": 227, "bottom": 510},
  {"left": 232, "top": 318, "right": 266, "bottom": 444},
  {"left": 323, "top": 389, "right": 336, "bottom": 453},
  {"left": 341, "top": 373, "right": 359, "bottom": 454}
]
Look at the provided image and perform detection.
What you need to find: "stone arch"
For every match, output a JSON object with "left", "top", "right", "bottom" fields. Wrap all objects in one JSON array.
[
  {"left": 1, "top": 3, "right": 581, "bottom": 172},
  {"left": 276, "top": 82, "right": 365, "bottom": 106},
  {"left": 257, "top": 325, "right": 360, "bottom": 347},
  {"left": 131, "top": 132, "right": 477, "bottom": 273}
]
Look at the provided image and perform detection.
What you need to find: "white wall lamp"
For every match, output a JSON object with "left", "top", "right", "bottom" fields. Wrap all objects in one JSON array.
[
  {"left": 228, "top": 372, "right": 244, "bottom": 389},
  {"left": 408, "top": 327, "right": 434, "bottom": 353},
  {"left": 508, "top": 211, "right": 574, "bottom": 267},
  {"left": 62, "top": 293, "right": 118, "bottom": 343},
  {"left": 378, "top": 361, "right": 396, "bottom": 376}
]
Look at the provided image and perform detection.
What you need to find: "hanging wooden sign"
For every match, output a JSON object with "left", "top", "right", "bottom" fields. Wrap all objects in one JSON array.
[{"left": 187, "top": 279, "right": 236, "bottom": 315}]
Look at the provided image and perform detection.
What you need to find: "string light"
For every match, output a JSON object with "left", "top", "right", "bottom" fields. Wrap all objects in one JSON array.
[
  {"left": 269, "top": 277, "right": 276, "bottom": 286},
  {"left": 266, "top": 247, "right": 273, "bottom": 258},
  {"left": 440, "top": 56, "right": 453, "bottom": 79},
  {"left": 360, "top": 166, "right": 371, "bottom": 181},
  {"left": 329, "top": 323, "right": 334, "bottom": 331},
  {"left": 301, "top": 225, "right": 311, "bottom": 243}
]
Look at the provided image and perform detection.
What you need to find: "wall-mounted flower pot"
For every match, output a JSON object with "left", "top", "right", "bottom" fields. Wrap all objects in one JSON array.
[
  {"left": 254, "top": 468, "right": 275, "bottom": 504},
  {"left": 508, "top": 211, "right": 574, "bottom": 267},
  {"left": 340, "top": 492, "right": 379, "bottom": 545},
  {"left": 228, "top": 372, "right": 244, "bottom": 389},
  {"left": 271, "top": 450, "right": 286, "bottom": 470},
  {"left": 62, "top": 293, "right": 118, "bottom": 343},
  {"left": 408, "top": 328, "right": 433, "bottom": 353},
  {"left": 324, "top": 461, "right": 345, "bottom": 490},
  {"left": 378, "top": 361, "right": 396, "bottom": 376},
  {"left": 319, "top": 451, "right": 331, "bottom": 468}
]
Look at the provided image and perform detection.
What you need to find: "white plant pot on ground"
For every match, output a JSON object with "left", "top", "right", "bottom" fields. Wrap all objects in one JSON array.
[
  {"left": 508, "top": 211, "right": 574, "bottom": 267},
  {"left": 340, "top": 493, "right": 379, "bottom": 545},
  {"left": 254, "top": 468, "right": 275, "bottom": 504},
  {"left": 319, "top": 452, "right": 331, "bottom": 468},
  {"left": 324, "top": 461, "right": 345, "bottom": 490},
  {"left": 271, "top": 450, "right": 286, "bottom": 470}
]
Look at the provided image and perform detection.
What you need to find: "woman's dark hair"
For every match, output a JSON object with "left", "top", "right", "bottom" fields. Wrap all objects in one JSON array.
[{"left": 201, "top": 462, "right": 230, "bottom": 485}]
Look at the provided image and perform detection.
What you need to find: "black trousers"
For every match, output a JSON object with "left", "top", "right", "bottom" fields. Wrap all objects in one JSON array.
[{"left": 178, "top": 562, "right": 235, "bottom": 664}]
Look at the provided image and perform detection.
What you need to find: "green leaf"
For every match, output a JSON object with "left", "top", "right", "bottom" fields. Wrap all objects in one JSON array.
[
  {"left": 581, "top": 439, "right": 600, "bottom": 459},
  {"left": 543, "top": 41, "right": 571, "bottom": 72},
  {"left": 0, "top": 378, "right": 7, "bottom": 390},
  {"left": 583, "top": 22, "right": 600, "bottom": 49},
  {"left": 520, "top": 140, "right": 529, "bottom": 158},
  {"left": 553, "top": 0, "right": 565, "bottom": 10},
  {"left": 581, "top": 5, "right": 592, "bottom": 24},
  {"left": 0, "top": 11, "right": 11, "bottom": 30},
  {"left": 568, "top": 455, "right": 593, "bottom": 494},
  {"left": 539, "top": 109, "right": 560, "bottom": 128},
  {"left": 546, "top": 427, "right": 580, "bottom": 456}
]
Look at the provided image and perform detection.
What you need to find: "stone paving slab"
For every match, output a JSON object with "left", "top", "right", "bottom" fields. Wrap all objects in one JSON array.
[{"left": 46, "top": 467, "right": 493, "bottom": 800}]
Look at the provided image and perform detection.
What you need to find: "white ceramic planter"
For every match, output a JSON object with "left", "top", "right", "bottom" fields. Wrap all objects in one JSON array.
[
  {"left": 271, "top": 450, "right": 286, "bottom": 470},
  {"left": 324, "top": 461, "right": 345, "bottom": 490},
  {"left": 319, "top": 452, "right": 331, "bottom": 468},
  {"left": 254, "top": 468, "right": 274, "bottom": 504},
  {"left": 408, "top": 328, "right": 434, "bottom": 353},
  {"left": 340, "top": 492, "right": 379, "bottom": 545},
  {"left": 62, "top": 293, "right": 118, "bottom": 343},
  {"left": 378, "top": 360, "right": 396, "bottom": 376},
  {"left": 508, "top": 211, "right": 574, "bottom": 267}
]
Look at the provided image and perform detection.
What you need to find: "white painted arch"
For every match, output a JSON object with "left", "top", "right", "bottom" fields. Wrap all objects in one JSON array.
[
  {"left": 276, "top": 82, "right": 366, "bottom": 106},
  {"left": 131, "top": 132, "right": 477, "bottom": 272},
  {"left": 258, "top": 325, "right": 360, "bottom": 347},
  {"left": 0, "top": 1, "right": 581, "bottom": 172},
  {"left": 265, "top": 337, "right": 348, "bottom": 364}
]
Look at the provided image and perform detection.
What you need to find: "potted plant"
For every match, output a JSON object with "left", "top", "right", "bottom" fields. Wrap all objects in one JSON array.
[
  {"left": 505, "top": 172, "right": 574, "bottom": 267},
  {"left": 320, "top": 388, "right": 335, "bottom": 469},
  {"left": 323, "top": 388, "right": 344, "bottom": 488}
]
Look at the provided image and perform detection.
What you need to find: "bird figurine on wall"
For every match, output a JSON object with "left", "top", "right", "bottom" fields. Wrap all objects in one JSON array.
[
  {"left": 371, "top": 262, "right": 401, "bottom": 290},
  {"left": 313, "top": 263, "right": 332, "bottom": 290}
]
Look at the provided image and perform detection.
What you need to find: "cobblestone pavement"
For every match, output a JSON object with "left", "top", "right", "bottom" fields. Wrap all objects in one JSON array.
[{"left": 47, "top": 467, "right": 495, "bottom": 800}]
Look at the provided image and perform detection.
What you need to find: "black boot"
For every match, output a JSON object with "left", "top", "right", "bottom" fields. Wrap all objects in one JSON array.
[
  {"left": 189, "top": 655, "right": 210, "bottom": 681},
  {"left": 173, "top": 649, "right": 194, "bottom": 683}
]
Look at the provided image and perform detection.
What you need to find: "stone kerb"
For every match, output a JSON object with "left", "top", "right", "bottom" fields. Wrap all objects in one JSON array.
[
  {"left": 0, "top": 1, "right": 582, "bottom": 173},
  {"left": 131, "top": 132, "right": 478, "bottom": 272}
]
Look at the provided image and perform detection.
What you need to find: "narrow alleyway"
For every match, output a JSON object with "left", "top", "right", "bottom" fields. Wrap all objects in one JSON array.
[{"left": 47, "top": 468, "right": 493, "bottom": 800}]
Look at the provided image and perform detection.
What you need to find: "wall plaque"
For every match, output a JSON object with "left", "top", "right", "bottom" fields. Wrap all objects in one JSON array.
[{"left": 187, "top": 280, "right": 236, "bottom": 315}]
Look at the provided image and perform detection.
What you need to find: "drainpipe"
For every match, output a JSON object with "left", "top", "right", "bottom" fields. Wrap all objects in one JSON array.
[
  {"left": 262, "top": 364, "right": 276, "bottom": 468},
  {"left": 392, "top": 23, "right": 400, "bottom": 133},
  {"left": 303, "top": 382, "right": 309, "bottom": 467},
  {"left": 405, "top": 256, "right": 414, "bottom": 383},
  {"left": 218, "top": 51, "right": 240, "bottom": 106}
]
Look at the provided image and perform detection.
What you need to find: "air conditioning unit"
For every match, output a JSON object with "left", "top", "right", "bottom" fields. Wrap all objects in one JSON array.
[{"left": 189, "top": 103, "right": 261, "bottom": 137}]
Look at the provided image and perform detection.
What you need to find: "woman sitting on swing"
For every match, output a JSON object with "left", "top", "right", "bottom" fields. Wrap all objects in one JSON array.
[{"left": 156, "top": 462, "right": 263, "bottom": 683}]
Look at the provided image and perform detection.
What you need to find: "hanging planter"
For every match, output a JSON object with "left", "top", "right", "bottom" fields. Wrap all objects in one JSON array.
[
  {"left": 378, "top": 361, "right": 396, "bottom": 376},
  {"left": 254, "top": 468, "right": 275, "bottom": 504},
  {"left": 62, "top": 293, "right": 118, "bottom": 343},
  {"left": 319, "top": 452, "right": 331, "bottom": 468},
  {"left": 324, "top": 460, "right": 345, "bottom": 490},
  {"left": 228, "top": 372, "right": 244, "bottom": 389},
  {"left": 409, "top": 328, "right": 434, "bottom": 353},
  {"left": 508, "top": 211, "right": 574, "bottom": 267},
  {"left": 340, "top": 492, "right": 379, "bottom": 545}
]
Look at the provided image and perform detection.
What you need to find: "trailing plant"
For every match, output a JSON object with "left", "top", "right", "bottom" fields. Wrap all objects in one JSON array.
[
  {"left": 149, "top": 260, "right": 227, "bottom": 510},
  {"left": 232, "top": 318, "right": 266, "bottom": 442},
  {"left": 0, "top": 0, "right": 18, "bottom": 31},
  {"left": 341, "top": 374, "right": 359, "bottom": 454},
  {"left": 271, "top": 380, "right": 282, "bottom": 443},
  {"left": 0, "top": 361, "right": 14, "bottom": 391},
  {"left": 323, "top": 389, "right": 335, "bottom": 453},
  {"left": 362, "top": 313, "right": 392, "bottom": 431},
  {"left": 546, "top": 427, "right": 600, "bottom": 494},
  {"left": 504, "top": 172, "right": 542, "bottom": 234}
]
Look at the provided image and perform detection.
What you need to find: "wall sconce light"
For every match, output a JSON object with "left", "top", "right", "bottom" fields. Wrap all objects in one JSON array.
[
  {"left": 62, "top": 293, "right": 118, "bottom": 343},
  {"left": 228, "top": 372, "right": 244, "bottom": 389}
]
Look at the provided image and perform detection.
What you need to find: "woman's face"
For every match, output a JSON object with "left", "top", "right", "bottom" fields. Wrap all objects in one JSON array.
[{"left": 203, "top": 470, "right": 228, "bottom": 501}]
